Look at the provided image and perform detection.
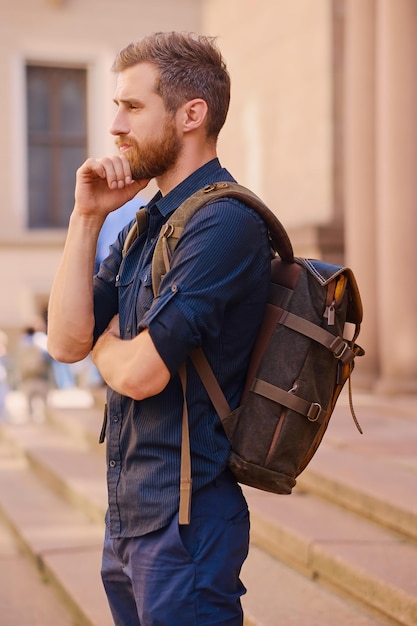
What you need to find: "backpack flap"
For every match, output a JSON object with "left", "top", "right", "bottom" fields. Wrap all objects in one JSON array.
[{"left": 301, "top": 259, "right": 363, "bottom": 344}]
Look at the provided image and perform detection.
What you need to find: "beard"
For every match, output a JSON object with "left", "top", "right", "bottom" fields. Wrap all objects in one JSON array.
[{"left": 116, "top": 116, "right": 182, "bottom": 181}]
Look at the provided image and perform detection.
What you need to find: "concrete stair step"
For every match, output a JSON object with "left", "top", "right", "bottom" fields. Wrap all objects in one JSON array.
[
  {"left": 244, "top": 486, "right": 417, "bottom": 626},
  {"left": 0, "top": 437, "right": 389, "bottom": 626},
  {"left": 297, "top": 444, "right": 417, "bottom": 542},
  {"left": 242, "top": 544, "right": 390, "bottom": 626},
  {"left": 46, "top": 403, "right": 106, "bottom": 455},
  {"left": 296, "top": 392, "right": 417, "bottom": 542},
  {"left": 1, "top": 395, "right": 417, "bottom": 626},
  {"left": 0, "top": 515, "right": 77, "bottom": 626},
  {"left": 0, "top": 440, "right": 113, "bottom": 626},
  {"left": 0, "top": 420, "right": 107, "bottom": 524}
]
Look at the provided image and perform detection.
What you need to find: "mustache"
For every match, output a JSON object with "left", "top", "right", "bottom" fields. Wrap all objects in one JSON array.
[{"left": 115, "top": 136, "right": 136, "bottom": 149}]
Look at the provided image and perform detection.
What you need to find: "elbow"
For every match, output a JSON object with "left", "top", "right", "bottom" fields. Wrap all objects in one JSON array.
[
  {"left": 47, "top": 336, "right": 92, "bottom": 364},
  {"left": 118, "top": 378, "right": 155, "bottom": 402},
  {"left": 118, "top": 371, "right": 170, "bottom": 401},
  {"left": 125, "top": 386, "right": 147, "bottom": 402}
]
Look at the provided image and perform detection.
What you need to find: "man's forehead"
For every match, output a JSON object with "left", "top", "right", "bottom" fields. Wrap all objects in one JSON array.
[{"left": 115, "top": 62, "right": 158, "bottom": 94}]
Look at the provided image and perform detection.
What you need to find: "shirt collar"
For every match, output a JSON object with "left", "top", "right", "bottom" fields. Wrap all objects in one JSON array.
[{"left": 147, "top": 158, "right": 227, "bottom": 218}]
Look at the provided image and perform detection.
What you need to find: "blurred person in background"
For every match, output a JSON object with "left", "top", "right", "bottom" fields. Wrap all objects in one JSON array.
[
  {"left": 0, "top": 330, "right": 9, "bottom": 417},
  {"left": 14, "top": 325, "right": 52, "bottom": 422}
]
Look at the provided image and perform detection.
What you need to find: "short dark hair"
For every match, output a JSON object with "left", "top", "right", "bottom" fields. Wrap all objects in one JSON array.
[{"left": 112, "top": 32, "right": 231, "bottom": 140}]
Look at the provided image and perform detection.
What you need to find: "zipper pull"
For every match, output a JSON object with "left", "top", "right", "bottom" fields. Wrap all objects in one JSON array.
[{"left": 324, "top": 301, "right": 336, "bottom": 325}]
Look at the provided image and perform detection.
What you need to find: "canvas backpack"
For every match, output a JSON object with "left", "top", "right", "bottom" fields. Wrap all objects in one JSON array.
[{"left": 122, "top": 181, "right": 365, "bottom": 524}]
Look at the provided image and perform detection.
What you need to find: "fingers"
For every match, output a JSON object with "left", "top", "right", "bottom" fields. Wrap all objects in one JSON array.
[
  {"left": 102, "top": 155, "right": 133, "bottom": 189},
  {"left": 80, "top": 155, "right": 133, "bottom": 189},
  {"left": 104, "top": 155, "right": 133, "bottom": 189},
  {"left": 74, "top": 157, "right": 150, "bottom": 218}
]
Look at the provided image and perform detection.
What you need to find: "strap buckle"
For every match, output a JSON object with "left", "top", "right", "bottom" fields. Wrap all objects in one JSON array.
[
  {"left": 331, "top": 337, "right": 349, "bottom": 360},
  {"left": 307, "top": 402, "right": 322, "bottom": 422},
  {"left": 161, "top": 223, "right": 175, "bottom": 239},
  {"left": 203, "top": 182, "right": 230, "bottom": 193}
]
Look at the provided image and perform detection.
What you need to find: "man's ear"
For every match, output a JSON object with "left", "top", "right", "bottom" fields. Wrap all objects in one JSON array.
[{"left": 180, "top": 98, "right": 208, "bottom": 133}]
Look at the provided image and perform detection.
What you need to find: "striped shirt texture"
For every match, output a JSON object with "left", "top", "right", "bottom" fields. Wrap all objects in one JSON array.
[{"left": 94, "top": 158, "right": 271, "bottom": 538}]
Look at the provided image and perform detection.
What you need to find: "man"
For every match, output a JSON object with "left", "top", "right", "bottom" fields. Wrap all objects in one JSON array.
[{"left": 47, "top": 32, "right": 270, "bottom": 626}]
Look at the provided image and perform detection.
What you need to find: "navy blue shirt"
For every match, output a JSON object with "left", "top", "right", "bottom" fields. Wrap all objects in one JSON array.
[{"left": 94, "top": 159, "right": 271, "bottom": 538}]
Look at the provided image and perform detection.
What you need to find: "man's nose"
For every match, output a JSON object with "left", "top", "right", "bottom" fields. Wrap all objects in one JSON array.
[{"left": 110, "top": 109, "right": 129, "bottom": 136}]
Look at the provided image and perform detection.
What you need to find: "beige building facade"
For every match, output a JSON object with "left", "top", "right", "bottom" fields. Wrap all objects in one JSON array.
[{"left": 1, "top": 0, "right": 416, "bottom": 394}]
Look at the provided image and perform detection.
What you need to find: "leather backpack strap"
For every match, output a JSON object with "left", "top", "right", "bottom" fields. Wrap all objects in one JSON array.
[
  {"left": 122, "top": 208, "right": 148, "bottom": 257},
  {"left": 195, "top": 183, "right": 294, "bottom": 261},
  {"left": 178, "top": 363, "right": 192, "bottom": 525},
  {"left": 278, "top": 310, "right": 357, "bottom": 365},
  {"left": 189, "top": 349, "right": 231, "bottom": 420},
  {"left": 176, "top": 350, "right": 232, "bottom": 525},
  {"left": 151, "top": 181, "right": 295, "bottom": 295}
]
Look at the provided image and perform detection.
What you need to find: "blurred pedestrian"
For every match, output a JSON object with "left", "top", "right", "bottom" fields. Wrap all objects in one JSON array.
[
  {"left": 0, "top": 330, "right": 9, "bottom": 417},
  {"left": 15, "top": 326, "right": 51, "bottom": 422}
]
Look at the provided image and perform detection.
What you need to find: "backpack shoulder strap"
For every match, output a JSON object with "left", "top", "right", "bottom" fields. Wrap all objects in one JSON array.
[
  {"left": 121, "top": 207, "right": 148, "bottom": 257},
  {"left": 151, "top": 181, "right": 294, "bottom": 295},
  {"left": 152, "top": 182, "right": 293, "bottom": 523},
  {"left": 200, "top": 182, "right": 294, "bottom": 261}
]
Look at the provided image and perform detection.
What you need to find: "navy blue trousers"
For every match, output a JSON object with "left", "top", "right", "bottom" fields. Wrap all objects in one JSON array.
[{"left": 101, "top": 470, "right": 250, "bottom": 626}]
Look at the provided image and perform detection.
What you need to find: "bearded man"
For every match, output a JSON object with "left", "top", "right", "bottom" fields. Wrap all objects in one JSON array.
[{"left": 47, "top": 32, "right": 270, "bottom": 626}]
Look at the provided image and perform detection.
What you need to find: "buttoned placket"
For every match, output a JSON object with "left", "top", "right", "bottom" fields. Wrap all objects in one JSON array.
[
  {"left": 106, "top": 208, "right": 166, "bottom": 536},
  {"left": 107, "top": 393, "right": 124, "bottom": 536}
]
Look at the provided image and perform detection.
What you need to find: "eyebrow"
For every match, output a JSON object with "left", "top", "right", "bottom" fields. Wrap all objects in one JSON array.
[{"left": 113, "top": 97, "right": 144, "bottom": 107}]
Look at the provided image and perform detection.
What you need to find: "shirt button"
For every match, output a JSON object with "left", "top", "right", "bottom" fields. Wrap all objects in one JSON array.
[
  {"left": 113, "top": 416, "right": 119, "bottom": 423},
  {"left": 171, "top": 284, "right": 178, "bottom": 292},
  {"left": 109, "top": 460, "right": 116, "bottom": 468},
  {"left": 126, "top": 326, "right": 131, "bottom": 333}
]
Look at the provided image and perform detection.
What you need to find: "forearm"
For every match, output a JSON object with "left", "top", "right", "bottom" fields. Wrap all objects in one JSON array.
[
  {"left": 47, "top": 211, "right": 104, "bottom": 362},
  {"left": 92, "top": 327, "right": 170, "bottom": 400},
  {"left": 48, "top": 155, "right": 149, "bottom": 363}
]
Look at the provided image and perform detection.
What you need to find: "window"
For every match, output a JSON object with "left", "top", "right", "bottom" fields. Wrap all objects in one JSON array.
[{"left": 26, "top": 65, "right": 87, "bottom": 228}]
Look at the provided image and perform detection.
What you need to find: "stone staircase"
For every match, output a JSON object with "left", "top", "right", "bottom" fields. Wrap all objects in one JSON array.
[{"left": 0, "top": 389, "right": 416, "bottom": 626}]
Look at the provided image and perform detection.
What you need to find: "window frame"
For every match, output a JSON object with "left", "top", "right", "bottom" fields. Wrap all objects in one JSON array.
[{"left": 26, "top": 62, "right": 88, "bottom": 229}]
